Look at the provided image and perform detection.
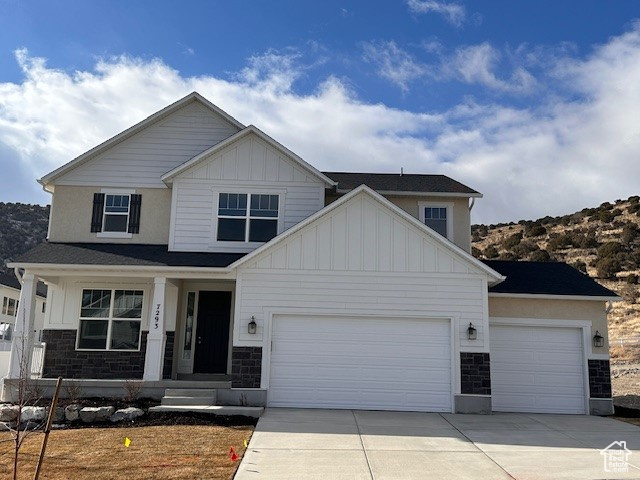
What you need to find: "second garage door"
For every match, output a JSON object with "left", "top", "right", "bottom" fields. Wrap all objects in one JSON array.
[
  {"left": 490, "top": 324, "right": 586, "bottom": 414},
  {"left": 268, "top": 315, "right": 452, "bottom": 412}
]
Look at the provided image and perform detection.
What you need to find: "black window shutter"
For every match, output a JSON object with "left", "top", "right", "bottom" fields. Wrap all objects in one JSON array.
[
  {"left": 90, "top": 193, "right": 105, "bottom": 232},
  {"left": 128, "top": 194, "right": 142, "bottom": 234}
]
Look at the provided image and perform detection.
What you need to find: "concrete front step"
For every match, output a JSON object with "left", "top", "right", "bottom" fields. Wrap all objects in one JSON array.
[
  {"left": 161, "top": 396, "right": 216, "bottom": 406},
  {"left": 164, "top": 388, "right": 217, "bottom": 397},
  {"left": 149, "top": 405, "right": 263, "bottom": 418}
]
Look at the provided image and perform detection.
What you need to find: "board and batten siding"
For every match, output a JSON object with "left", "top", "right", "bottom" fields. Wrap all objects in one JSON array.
[
  {"left": 234, "top": 192, "right": 491, "bottom": 351},
  {"left": 169, "top": 132, "right": 325, "bottom": 252},
  {"left": 54, "top": 102, "right": 240, "bottom": 188}
]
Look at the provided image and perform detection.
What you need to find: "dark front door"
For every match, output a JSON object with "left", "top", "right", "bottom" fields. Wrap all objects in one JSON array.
[{"left": 194, "top": 291, "right": 232, "bottom": 374}]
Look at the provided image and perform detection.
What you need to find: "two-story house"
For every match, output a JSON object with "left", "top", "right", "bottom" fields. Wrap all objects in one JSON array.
[{"left": 5, "top": 92, "right": 618, "bottom": 415}]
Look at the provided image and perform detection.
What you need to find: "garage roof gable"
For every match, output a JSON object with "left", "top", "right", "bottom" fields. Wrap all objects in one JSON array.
[{"left": 231, "top": 185, "right": 504, "bottom": 283}]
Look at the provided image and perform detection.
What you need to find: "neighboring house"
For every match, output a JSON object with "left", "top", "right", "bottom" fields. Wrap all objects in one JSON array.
[
  {"left": 0, "top": 272, "right": 46, "bottom": 345},
  {"left": 5, "top": 92, "right": 618, "bottom": 415}
]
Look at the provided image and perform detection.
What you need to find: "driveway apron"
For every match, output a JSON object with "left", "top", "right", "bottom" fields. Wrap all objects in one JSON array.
[{"left": 235, "top": 408, "right": 640, "bottom": 480}]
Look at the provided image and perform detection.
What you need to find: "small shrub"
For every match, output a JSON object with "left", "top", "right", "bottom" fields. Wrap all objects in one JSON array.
[
  {"left": 597, "top": 241, "right": 622, "bottom": 259},
  {"left": 502, "top": 232, "right": 522, "bottom": 250},
  {"left": 525, "top": 225, "right": 547, "bottom": 237},
  {"left": 622, "top": 223, "right": 640, "bottom": 244},
  {"left": 471, "top": 246, "right": 482, "bottom": 258},
  {"left": 529, "top": 249, "right": 552, "bottom": 262},
  {"left": 627, "top": 274, "right": 639, "bottom": 285},
  {"left": 596, "top": 257, "right": 622, "bottom": 279},
  {"left": 64, "top": 380, "right": 84, "bottom": 403},
  {"left": 484, "top": 245, "right": 499, "bottom": 259},
  {"left": 123, "top": 380, "right": 144, "bottom": 403},
  {"left": 573, "top": 260, "right": 588, "bottom": 273}
]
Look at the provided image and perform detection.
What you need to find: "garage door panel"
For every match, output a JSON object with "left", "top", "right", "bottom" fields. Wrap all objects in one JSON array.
[
  {"left": 491, "top": 324, "right": 586, "bottom": 414},
  {"left": 268, "top": 315, "right": 452, "bottom": 412}
]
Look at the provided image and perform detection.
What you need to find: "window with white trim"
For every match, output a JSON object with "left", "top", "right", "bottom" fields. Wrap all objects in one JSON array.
[
  {"left": 217, "top": 193, "right": 279, "bottom": 242},
  {"left": 419, "top": 202, "right": 453, "bottom": 240},
  {"left": 77, "top": 289, "right": 143, "bottom": 350},
  {"left": 2, "top": 297, "right": 18, "bottom": 317},
  {"left": 103, "top": 194, "right": 130, "bottom": 233}
]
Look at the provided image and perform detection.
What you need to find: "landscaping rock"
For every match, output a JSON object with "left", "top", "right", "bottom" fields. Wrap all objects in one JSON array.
[
  {"left": 20, "top": 406, "right": 46, "bottom": 423},
  {"left": 64, "top": 404, "right": 81, "bottom": 422},
  {"left": 110, "top": 407, "right": 144, "bottom": 423},
  {"left": 0, "top": 405, "right": 19, "bottom": 422},
  {"left": 80, "top": 406, "right": 115, "bottom": 423},
  {"left": 50, "top": 406, "right": 65, "bottom": 423}
]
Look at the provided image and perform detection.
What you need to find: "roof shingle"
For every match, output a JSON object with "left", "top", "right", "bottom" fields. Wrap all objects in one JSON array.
[{"left": 323, "top": 172, "right": 481, "bottom": 195}]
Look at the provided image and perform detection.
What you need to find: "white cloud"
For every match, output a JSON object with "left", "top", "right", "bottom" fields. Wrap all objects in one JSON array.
[
  {"left": 362, "top": 41, "right": 428, "bottom": 92},
  {"left": 446, "top": 43, "right": 537, "bottom": 93},
  {"left": 407, "top": 0, "right": 466, "bottom": 27},
  {"left": 2, "top": 25, "right": 640, "bottom": 223}
]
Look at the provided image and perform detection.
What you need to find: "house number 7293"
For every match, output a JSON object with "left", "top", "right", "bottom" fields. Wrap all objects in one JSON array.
[{"left": 154, "top": 303, "right": 161, "bottom": 329}]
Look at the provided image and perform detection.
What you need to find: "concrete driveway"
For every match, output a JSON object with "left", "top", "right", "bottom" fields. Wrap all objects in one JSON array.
[{"left": 235, "top": 408, "right": 640, "bottom": 479}]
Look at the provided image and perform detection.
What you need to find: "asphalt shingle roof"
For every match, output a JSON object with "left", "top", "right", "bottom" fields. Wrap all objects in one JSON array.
[
  {"left": 13, "top": 243, "right": 246, "bottom": 268},
  {"left": 484, "top": 260, "right": 618, "bottom": 298},
  {"left": 323, "top": 172, "right": 480, "bottom": 195}
]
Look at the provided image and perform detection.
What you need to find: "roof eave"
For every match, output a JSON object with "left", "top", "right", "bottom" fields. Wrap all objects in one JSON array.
[
  {"left": 488, "top": 292, "right": 622, "bottom": 302},
  {"left": 334, "top": 188, "right": 483, "bottom": 198}
]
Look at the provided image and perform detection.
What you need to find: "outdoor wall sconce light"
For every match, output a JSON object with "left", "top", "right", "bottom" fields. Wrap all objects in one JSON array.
[
  {"left": 248, "top": 316, "right": 257, "bottom": 335},
  {"left": 593, "top": 330, "right": 604, "bottom": 348},
  {"left": 467, "top": 322, "right": 477, "bottom": 340}
]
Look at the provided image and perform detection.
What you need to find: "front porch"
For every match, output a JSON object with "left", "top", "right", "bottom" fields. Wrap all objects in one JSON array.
[
  {"left": 0, "top": 377, "right": 267, "bottom": 405},
  {"left": 3, "top": 261, "right": 263, "bottom": 399}
]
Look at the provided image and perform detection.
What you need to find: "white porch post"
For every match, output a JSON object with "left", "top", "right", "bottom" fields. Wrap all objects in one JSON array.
[
  {"left": 143, "top": 277, "right": 167, "bottom": 381},
  {"left": 7, "top": 273, "right": 38, "bottom": 379}
]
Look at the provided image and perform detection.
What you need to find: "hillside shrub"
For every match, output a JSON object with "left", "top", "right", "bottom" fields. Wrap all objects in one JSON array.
[
  {"left": 484, "top": 245, "right": 499, "bottom": 259},
  {"left": 529, "top": 249, "right": 552, "bottom": 262},
  {"left": 525, "top": 225, "right": 547, "bottom": 237},
  {"left": 597, "top": 242, "right": 622, "bottom": 259},
  {"left": 627, "top": 274, "right": 639, "bottom": 285},
  {"left": 502, "top": 232, "right": 522, "bottom": 250},
  {"left": 573, "top": 260, "right": 588, "bottom": 273},
  {"left": 622, "top": 223, "right": 640, "bottom": 244},
  {"left": 596, "top": 257, "right": 622, "bottom": 279}
]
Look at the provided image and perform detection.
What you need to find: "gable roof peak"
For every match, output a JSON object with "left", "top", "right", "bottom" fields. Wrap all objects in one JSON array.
[{"left": 38, "top": 92, "right": 245, "bottom": 189}]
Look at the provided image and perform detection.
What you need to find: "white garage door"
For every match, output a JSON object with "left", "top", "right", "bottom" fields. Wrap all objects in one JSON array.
[
  {"left": 268, "top": 315, "right": 452, "bottom": 412},
  {"left": 490, "top": 324, "right": 586, "bottom": 414}
]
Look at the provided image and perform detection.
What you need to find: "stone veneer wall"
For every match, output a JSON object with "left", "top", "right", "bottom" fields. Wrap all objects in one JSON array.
[
  {"left": 460, "top": 352, "right": 491, "bottom": 395},
  {"left": 231, "top": 347, "right": 262, "bottom": 388},
  {"left": 41, "top": 330, "right": 175, "bottom": 380},
  {"left": 162, "top": 332, "right": 175, "bottom": 380},
  {"left": 588, "top": 359, "right": 612, "bottom": 398}
]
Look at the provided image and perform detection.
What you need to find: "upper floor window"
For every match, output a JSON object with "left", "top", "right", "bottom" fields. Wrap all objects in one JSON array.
[
  {"left": 217, "top": 193, "right": 279, "bottom": 243},
  {"left": 91, "top": 191, "right": 142, "bottom": 236},
  {"left": 419, "top": 202, "right": 453, "bottom": 240},
  {"left": 103, "top": 194, "right": 130, "bottom": 232}
]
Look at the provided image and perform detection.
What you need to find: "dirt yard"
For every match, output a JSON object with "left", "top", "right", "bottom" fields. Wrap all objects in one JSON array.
[{"left": 0, "top": 424, "right": 253, "bottom": 479}]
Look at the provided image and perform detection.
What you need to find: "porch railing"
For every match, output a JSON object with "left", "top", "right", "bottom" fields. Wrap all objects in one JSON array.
[{"left": 30, "top": 342, "right": 46, "bottom": 378}]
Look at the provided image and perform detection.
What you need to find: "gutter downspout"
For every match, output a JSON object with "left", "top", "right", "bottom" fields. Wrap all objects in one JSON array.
[
  {"left": 13, "top": 267, "right": 23, "bottom": 285},
  {"left": 469, "top": 197, "right": 476, "bottom": 212}
]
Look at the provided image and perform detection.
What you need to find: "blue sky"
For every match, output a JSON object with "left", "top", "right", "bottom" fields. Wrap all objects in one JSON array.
[{"left": 1, "top": 1, "right": 640, "bottom": 223}]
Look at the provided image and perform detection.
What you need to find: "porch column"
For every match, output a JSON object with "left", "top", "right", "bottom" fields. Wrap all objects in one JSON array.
[
  {"left": 7, "top": 273, "right": 38, "bottom": 379},
  {"left": 143, "top": 277, "right": 167, "bottom": 381}
]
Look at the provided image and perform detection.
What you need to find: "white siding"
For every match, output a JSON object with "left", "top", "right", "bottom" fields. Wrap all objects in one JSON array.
[
  {"left": 234, "top": 191, "right": 491, "bottom": 351},
  {"left": 55, "top": 102, "right": 240, "bottom": 188},
  {"left": 170, "top": 133, "right": 325, "bottom": 252}
]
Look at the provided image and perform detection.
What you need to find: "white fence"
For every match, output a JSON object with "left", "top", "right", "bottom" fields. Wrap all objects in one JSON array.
[{"left": 0, "top": 341, "right": 46, "bottom": 379}]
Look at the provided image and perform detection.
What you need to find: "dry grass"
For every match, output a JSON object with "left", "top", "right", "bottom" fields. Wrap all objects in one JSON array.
[{"left": 0, "top": 424, "right": 253, "bottom": 479}]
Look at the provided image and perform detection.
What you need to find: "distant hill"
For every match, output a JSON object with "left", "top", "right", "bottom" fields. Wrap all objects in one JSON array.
[
  {"left": 471, "top": 195, "right": 640, "bottom": 355},
  {"left": 0, "top": 203, "right": 49, "bottom": 274}
]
